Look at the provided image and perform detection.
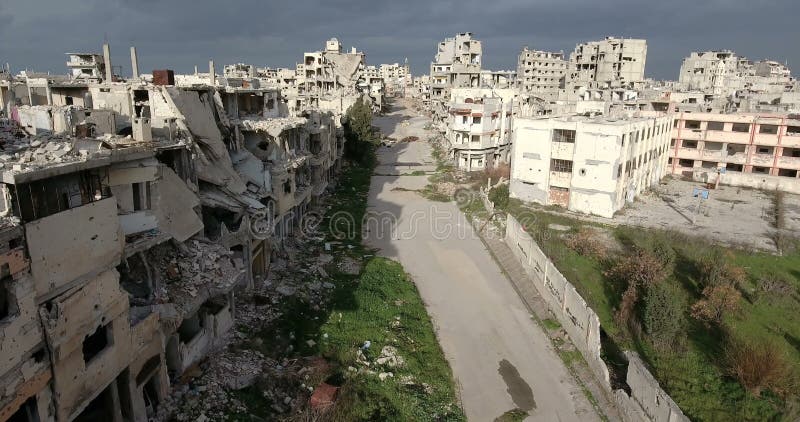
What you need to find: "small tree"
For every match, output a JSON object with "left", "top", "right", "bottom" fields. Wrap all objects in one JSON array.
[
  {"left": 690, "top": 283, "right": 741, "bottom": 325},
  {"left": 643, "top": 282, "right": 687, "bottom": 350},
  {"left": 606, "top": 249, "right": 668, "bottom": 325},
  {"left": 343, "top": 97, "right": 374, "bottom": 164}
]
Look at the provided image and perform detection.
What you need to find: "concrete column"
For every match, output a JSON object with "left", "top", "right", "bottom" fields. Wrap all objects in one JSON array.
[
  {"left": 130, "top": 47, "right": 139, "bottom": 79},
  {"left": 45, "top": 83, "right": 53, "bottom": 106},
  {"left": 209, "top": 60, "right": 216, "bottom": 86},
  {"left": 103, "top": 43, "right": 113, "bottom": 82}
]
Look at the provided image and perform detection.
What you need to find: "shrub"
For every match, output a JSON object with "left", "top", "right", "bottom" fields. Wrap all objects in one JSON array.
[
  {"left": 725, "top": 338, "right": 798, "bottom": 397},
  {"left": 488, "top": 184, "right": 509, "bottom": 210},
  {"left": 690, "top": 283, "right": 741, "bottom": 325},
  {"left": 606, "top": 249, "right": 667, "bottom": 288},
  {"left": 755, "top": 271, "right": 796, "bottom": 302},
  {"left": 643, "top": 282, "right": 687, "bottom": 350},
  {"left": 697, "top": 248, "right": 748, "bottom": 288},
  {"left": 607, "top": 249, "right": 667, "bottom": 326},
  {"left": 565, "top": 227, "right": 608, "bottom": 260}
]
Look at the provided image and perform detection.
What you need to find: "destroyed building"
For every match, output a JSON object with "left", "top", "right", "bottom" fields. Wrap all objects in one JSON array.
[{"left": 0, "top": 42, "right": 349, "bottom": 422}]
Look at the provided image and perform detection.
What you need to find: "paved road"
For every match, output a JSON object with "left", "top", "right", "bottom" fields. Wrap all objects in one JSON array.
[{"left": 365, "top": 100, "right": 600, "bottom": 421}]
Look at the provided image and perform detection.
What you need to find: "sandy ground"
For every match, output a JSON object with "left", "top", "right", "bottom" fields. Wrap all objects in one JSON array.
[
  {"left": 616, "top": 178, "right": 800, "bottom": 250},
  {"left": 365, "top": 100, "right": 599, "bottom": 421},
  {"left": 373, "top": 100, "right": 438, "bottom": 175}
]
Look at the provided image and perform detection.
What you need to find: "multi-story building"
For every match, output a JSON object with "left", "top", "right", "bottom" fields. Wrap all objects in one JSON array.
[
  {"left": 0, "top": 43, "right": 348, "bottom": 422},
  {"left": 445, "top": 88, "right": 514, "bottom": 171},
  {"left": 65, "top": 53, "right": 106, "bottom": 81},
  {"left": 517, "top": 48, "right": 567, "bottom": 101},
  {"left": 568, "top": 37, "right": 647, "bottom": 90},
  {"left": 510, "top": 112, "right": 673, "bottom": 218},
  {"left": 429, "top": 33, "right": 483, "bottom": 124},
  {"left": 668, "top": 112, "right": 800, "bottom": 192}
]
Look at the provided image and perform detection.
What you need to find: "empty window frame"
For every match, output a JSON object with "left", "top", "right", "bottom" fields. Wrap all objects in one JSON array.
[
  {"left": 685, "top": 120, "right": 701, "bottom": 130},
  {"left": 759, "top": 124, "right": 778, "bottom": 134},
  {"left": 732, "top": 123, "right": 750, "bottom": 133},
  {"left": 131, "top": 182, "right": 151, "bottom": 211},
  {"left": 550, "top": 159, "right": 573, "bottom": 173},
  {"left": 707, "top": 121, "right": 724, "bottom": 131},
  {"left": 552, "top": 129, "right": 576, "bottom": 143},
  {"left": 83, "top": 323, "right": 111, "bottom": 364}
]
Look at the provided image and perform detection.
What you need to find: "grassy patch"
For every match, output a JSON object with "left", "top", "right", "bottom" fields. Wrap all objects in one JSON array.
[
  {"left": 494, "top": 408, "right": 528, "bottom": 422},
  {"left": 320, "top": 257, "right": 464, "bottom": 421},
  {"left": 497, "top": 198, "right": 800, "bottom": 421},
  {"left": 542, "top": 318, "right": 562, "bottom": 330}
]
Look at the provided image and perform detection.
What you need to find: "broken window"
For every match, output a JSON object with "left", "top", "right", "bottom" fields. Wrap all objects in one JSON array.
[
  {"left": 707, "top": 121, "right": 724, "bottom": 131},
  {"left": 9, "top": 169, "right": 111, "bottom": 222},
  {"left": 685, "top": 120, "right": 701, "bottom": 130},
  {"left": 132, "top": 182, "right": 151, "bottom": 211},
  {"left": 752, "top": 166, "right": 769, "bottom": 174},
  {"left": 757, "top": 146, "right": 772, "bottom": 154},
  {"left": 678, "top": 159, "right": 694, "bottom": 167},
  {"left": 787, "top": 126, "right": 800, "bottom": 136},
  {"left": 778, "top": 169, "right": 798, "bottom": 178},
  {"left": 683, "top": 141, "right": 698, "bottom": 149},
  {"left": 83, "top": 323, "right": 111, "bottom": 364},
  {"left": 177, "top": 311, "right": 204, "bottom": 343},
  {"left": 727, "top": 164, "right": 744, "bottom": 172},
  {"left": 472, "top": 116, "right": 481, "bottom": 124},
  {"left": 0, "top": 276, "right": 17, "bottom": 321},
  {"left": 552, "top": 129, "right": 576, "bottom": 143},
  {"left": 759, "top": 124, "right": 778, "bottom": 134},
  {"left": 550, "top": 159, "right": 573, "bottom": 173},
  {"left": 732, "top": 123, "right": 750, "bottom": 133},
  {"left": 7, "top": 397, "right": 39, "bottom": 422},
  {"left": 783, "top": 148, "right": 800, "bottom": 157}
]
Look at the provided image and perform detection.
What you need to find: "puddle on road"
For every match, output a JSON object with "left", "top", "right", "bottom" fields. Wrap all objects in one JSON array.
[{"left": 498, "top": 359, "right": 537, "bottom": 411}]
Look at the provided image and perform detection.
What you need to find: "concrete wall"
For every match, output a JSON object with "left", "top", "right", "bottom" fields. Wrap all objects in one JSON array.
[
  {"left": 693, "top": 168, "right": 800, "bottom": 194},
  {"left": 26, "top": 197, "right": 124, "bottom": 300},
  {"left": 505, "top": 214, "right": 688, "bottom": 422}
]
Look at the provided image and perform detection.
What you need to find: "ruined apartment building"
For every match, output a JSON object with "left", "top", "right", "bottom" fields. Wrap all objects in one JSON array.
[
  {"left": 516, "top": 48, "right": 567, "bottom": 101},
  {"left": 677, "top": 50, "right": 796, "bottom": 113},
  {"left": 510, "top": 112, "right": 673, "bottom": 218},
  {"left": 0, "top": 43, "right": 348, "bottom": 422},
  {"left": 669, "top": 112, "right": 800, "bottom": 193},
  {"left": 445, "top": 88, "right": 514, "bottom": 171},
  {"left": 429, "top": 33, "right": 483, "bottom": 125},
  {"left": 567, "top": 37, "right": 647, "bottom": 90}
]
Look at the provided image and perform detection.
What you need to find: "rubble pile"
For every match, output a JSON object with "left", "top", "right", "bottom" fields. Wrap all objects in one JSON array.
[{"left": 0, "top": 134, "right": 109, "bottom": 172}]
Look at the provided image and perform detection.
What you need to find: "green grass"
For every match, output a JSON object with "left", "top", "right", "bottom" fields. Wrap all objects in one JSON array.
[
  {"left": 319, "top": 257, "right": 464, "bottom": 421},
  {"left": 541, "top": 318, "right": 562, "bottom": 330},
  {"left": 494, "top": 408, "right": 528, "bottom": 422},
  {"left": 497, "top": 199, "right": 800, "bottom": 421}
]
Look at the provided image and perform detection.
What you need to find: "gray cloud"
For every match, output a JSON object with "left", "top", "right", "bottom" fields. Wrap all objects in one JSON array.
[{"left": 0, "top": 0, "right": 796, "bottom": 80}]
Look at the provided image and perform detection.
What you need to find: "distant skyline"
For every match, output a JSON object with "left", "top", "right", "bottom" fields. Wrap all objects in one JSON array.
[{"left": 1, "top": 0, "right": 796, "bottom": 81}]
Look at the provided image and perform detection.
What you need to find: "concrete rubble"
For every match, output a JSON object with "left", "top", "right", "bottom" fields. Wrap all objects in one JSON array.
[{"left": 0, "top": 38, "right": 384, "bottom": 422}]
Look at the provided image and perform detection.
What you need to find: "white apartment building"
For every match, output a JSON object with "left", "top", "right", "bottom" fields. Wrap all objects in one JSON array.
[
  {"left": 510, "top": 112, "right": 674, "bottom": 218},
  {"left": 445, "top": 88, "right": 514, "bottom": 171},
  {"left": 517, "top": 48, "right": 567, "bottom": 101},
  {"left": 568, "top": 38, "right": 647, "bottom": 89}
]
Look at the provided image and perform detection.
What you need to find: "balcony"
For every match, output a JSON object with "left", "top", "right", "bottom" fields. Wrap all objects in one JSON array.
[
  {"left": 706, "top": 130, "right": 750, "bottom": 144},
  {"left": 700, "top": 150, "right": 725, "bottom": 161},
  {"left": 551, "top": 142, "right": 574, "bottom": 159},
  {"left": 676, "top": 148, "right": 702, "bottom": 160},
  {"left": 753, "top": 133, "right": 780, "bottom": 146},
  {"left": 750, "top": 153, "right": 776, "bottom": 166},
  {"left": 549, "top": 171, "right": 572, "bottom": 188},
  {"left": 777, "top": 156, "right": 800, "bottom": 170}
]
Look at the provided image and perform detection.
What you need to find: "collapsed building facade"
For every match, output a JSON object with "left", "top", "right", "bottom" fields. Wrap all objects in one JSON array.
[{"left": 0, "top": 43, "right": 350, "bottom": 422}]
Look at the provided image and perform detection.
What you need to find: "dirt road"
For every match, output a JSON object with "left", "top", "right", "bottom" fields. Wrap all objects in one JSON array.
[{"left": 365, "top": 100, "right": 601, "bottom": 421}]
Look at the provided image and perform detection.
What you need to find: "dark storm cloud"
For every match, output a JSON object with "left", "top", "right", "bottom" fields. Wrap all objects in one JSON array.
[{"left": 0, "top": 0, "right": 796, "bottom": 80}]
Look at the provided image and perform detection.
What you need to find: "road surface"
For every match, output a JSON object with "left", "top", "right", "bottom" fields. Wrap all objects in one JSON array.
[{"left": 365, "top": 100, "right": 601, "bottom": 421}]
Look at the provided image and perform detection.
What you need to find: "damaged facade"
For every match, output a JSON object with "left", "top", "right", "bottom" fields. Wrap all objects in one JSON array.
[{"left": 0, "top": 41, "right": 351, "bottom": 422}]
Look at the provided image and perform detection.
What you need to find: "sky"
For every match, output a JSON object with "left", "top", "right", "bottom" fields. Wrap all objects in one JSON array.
[{"left": 0, "top": 0, "right": 797, "bottom": 81}]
